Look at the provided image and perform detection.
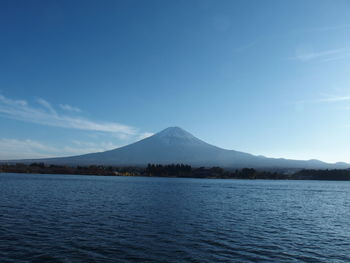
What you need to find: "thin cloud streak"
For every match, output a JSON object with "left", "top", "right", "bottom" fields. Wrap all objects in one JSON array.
[
  {"left": 37, "top": 98, "right": 57, "bottom": 115},
  {"left": 303, "top": 24, "right": 350, "bottom": 33},
  {"left": 340, "top": 105, "right": 350, "bottom": 110},
  {"left": 316, "top": 95, "right": 350, "bottom": 102},
  {"left": 321, "top": 51, "right": 350, "bottom": 62},
  {"left": 138, "top": 132, "right": 154, "bottom": 140},
  {"left": 0, "top": 138, "right": 57, "bottom": 159},
  {"left": 0, "top": 138, "right": 122, "bottom": 160},
  {"left": 59, "top": 104, "right": 82, "bottom": 113},
  {"left": 292, "top": 48, "right": 347, "bottom": 62},
  {"left": 234, "top": 40, "right": 258, "bottom": 53},
  {"left": 296, "top": 94, "right": 350, "bottom": 105},
  {"left": 0, "top": 94, "right": 136, "bottom": 136}
]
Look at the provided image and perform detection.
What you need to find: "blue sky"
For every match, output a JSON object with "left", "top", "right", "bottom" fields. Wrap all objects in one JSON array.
[{"left": 1, "top": 0, "right": 350, "bottom": 162}]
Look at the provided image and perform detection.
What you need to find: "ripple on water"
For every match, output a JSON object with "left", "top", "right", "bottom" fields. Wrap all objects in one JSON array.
[{"left": 0, "top": 174, "right": 350, "bottom": 263}]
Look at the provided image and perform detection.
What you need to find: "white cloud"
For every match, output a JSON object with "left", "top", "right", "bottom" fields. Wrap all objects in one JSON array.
[
  {"left": 0, "top": 95, "right": 155, "bottom": 159},
  {"left": 0, "top": 94, "right": 137, "bottom": 136},
  {"left": 59, "top": 104, "right": 82, "bottom": 113}
]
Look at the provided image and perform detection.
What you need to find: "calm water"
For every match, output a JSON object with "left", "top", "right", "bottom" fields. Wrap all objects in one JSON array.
[{"left": 0, "top": 173, "right": 350, "bottom": 263}]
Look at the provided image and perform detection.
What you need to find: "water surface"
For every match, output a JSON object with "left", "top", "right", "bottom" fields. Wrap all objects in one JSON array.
[{"left": 1, "top": 173, "right": 349, "bottom": 262}]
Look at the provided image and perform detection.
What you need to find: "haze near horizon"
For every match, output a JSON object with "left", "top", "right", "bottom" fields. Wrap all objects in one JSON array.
[{"left": 1, "top": 0, "right": 350, "bottom": 163}]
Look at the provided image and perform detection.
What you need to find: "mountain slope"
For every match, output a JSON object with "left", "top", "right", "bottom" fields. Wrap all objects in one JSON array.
[{"left": 5, "top": 127, "right": 350, "bottom": 169}]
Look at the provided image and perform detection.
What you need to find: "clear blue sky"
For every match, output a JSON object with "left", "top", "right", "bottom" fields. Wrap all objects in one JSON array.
[{"left": 1, "top": 0, "right": 350, "bottom": 162}]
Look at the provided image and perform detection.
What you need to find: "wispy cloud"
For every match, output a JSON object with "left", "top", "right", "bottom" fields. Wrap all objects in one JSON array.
[
  {"left": 0, "top": 138, "right": 57, "bottom": 159},
  {"left": 0, "top": 138, "right": 122, "bottom": 160},
  {"left": 296, "top": 94, "right": 350, "bottom": 106},
  {"left": 0, "top": 94, "right": 137, "bottom": 136},
  {"left": 321, "top": 51, "right": 350, "bottom": 63},
  {"left": 292, "top": 48, "right": 348, "bottom": 62},
  {"left": 234, "top": 40, "right": 258, "bottom": 53},
  {"left": 138, "top": 132, "right": 154, "bottom": 140},
  {"left": 62, "top": 140, "right": 121, "bottom": 156},
  {"left": 315, "top": 95, "right": 350, "bottom": 103},
  {"left": 302, "top": 24, "right": 350, "bottom": 33},
  {"left": 59, "top": 104, "right": 82, "bottom": 113},
  {"left": 37, "top": 98, "right": 57, "bottom": 115}
]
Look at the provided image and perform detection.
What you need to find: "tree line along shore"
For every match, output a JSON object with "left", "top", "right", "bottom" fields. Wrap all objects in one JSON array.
[{"left": 1, "top": 163, "right": 350, "bottom": 180}]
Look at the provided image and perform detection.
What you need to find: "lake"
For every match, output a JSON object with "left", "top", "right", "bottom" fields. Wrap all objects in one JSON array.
[{"left": 0, "top": 173, "right": 349, "bottom": 262}]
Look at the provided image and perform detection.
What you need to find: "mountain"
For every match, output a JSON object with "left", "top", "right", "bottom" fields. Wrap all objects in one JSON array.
[{"left": 5, "top": 127, "right": 350, "bottom": 169}]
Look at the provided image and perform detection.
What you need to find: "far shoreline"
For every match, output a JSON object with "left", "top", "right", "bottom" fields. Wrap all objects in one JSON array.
[
  {"left": 3, "top": 171, "right": 350, "bottom": 182},
  {"left": 1, "top": 163, "right": 350, "bottom": 181}
]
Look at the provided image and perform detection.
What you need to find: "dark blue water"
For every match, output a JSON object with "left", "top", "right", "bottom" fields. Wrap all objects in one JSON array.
[{"left": 1, "top": 173, "right": 350, "bottom": 262}]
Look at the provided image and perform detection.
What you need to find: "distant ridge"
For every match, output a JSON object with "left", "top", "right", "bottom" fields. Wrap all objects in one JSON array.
[{"left": 4, "top": 127, "right": 349, "bottom": 169}]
